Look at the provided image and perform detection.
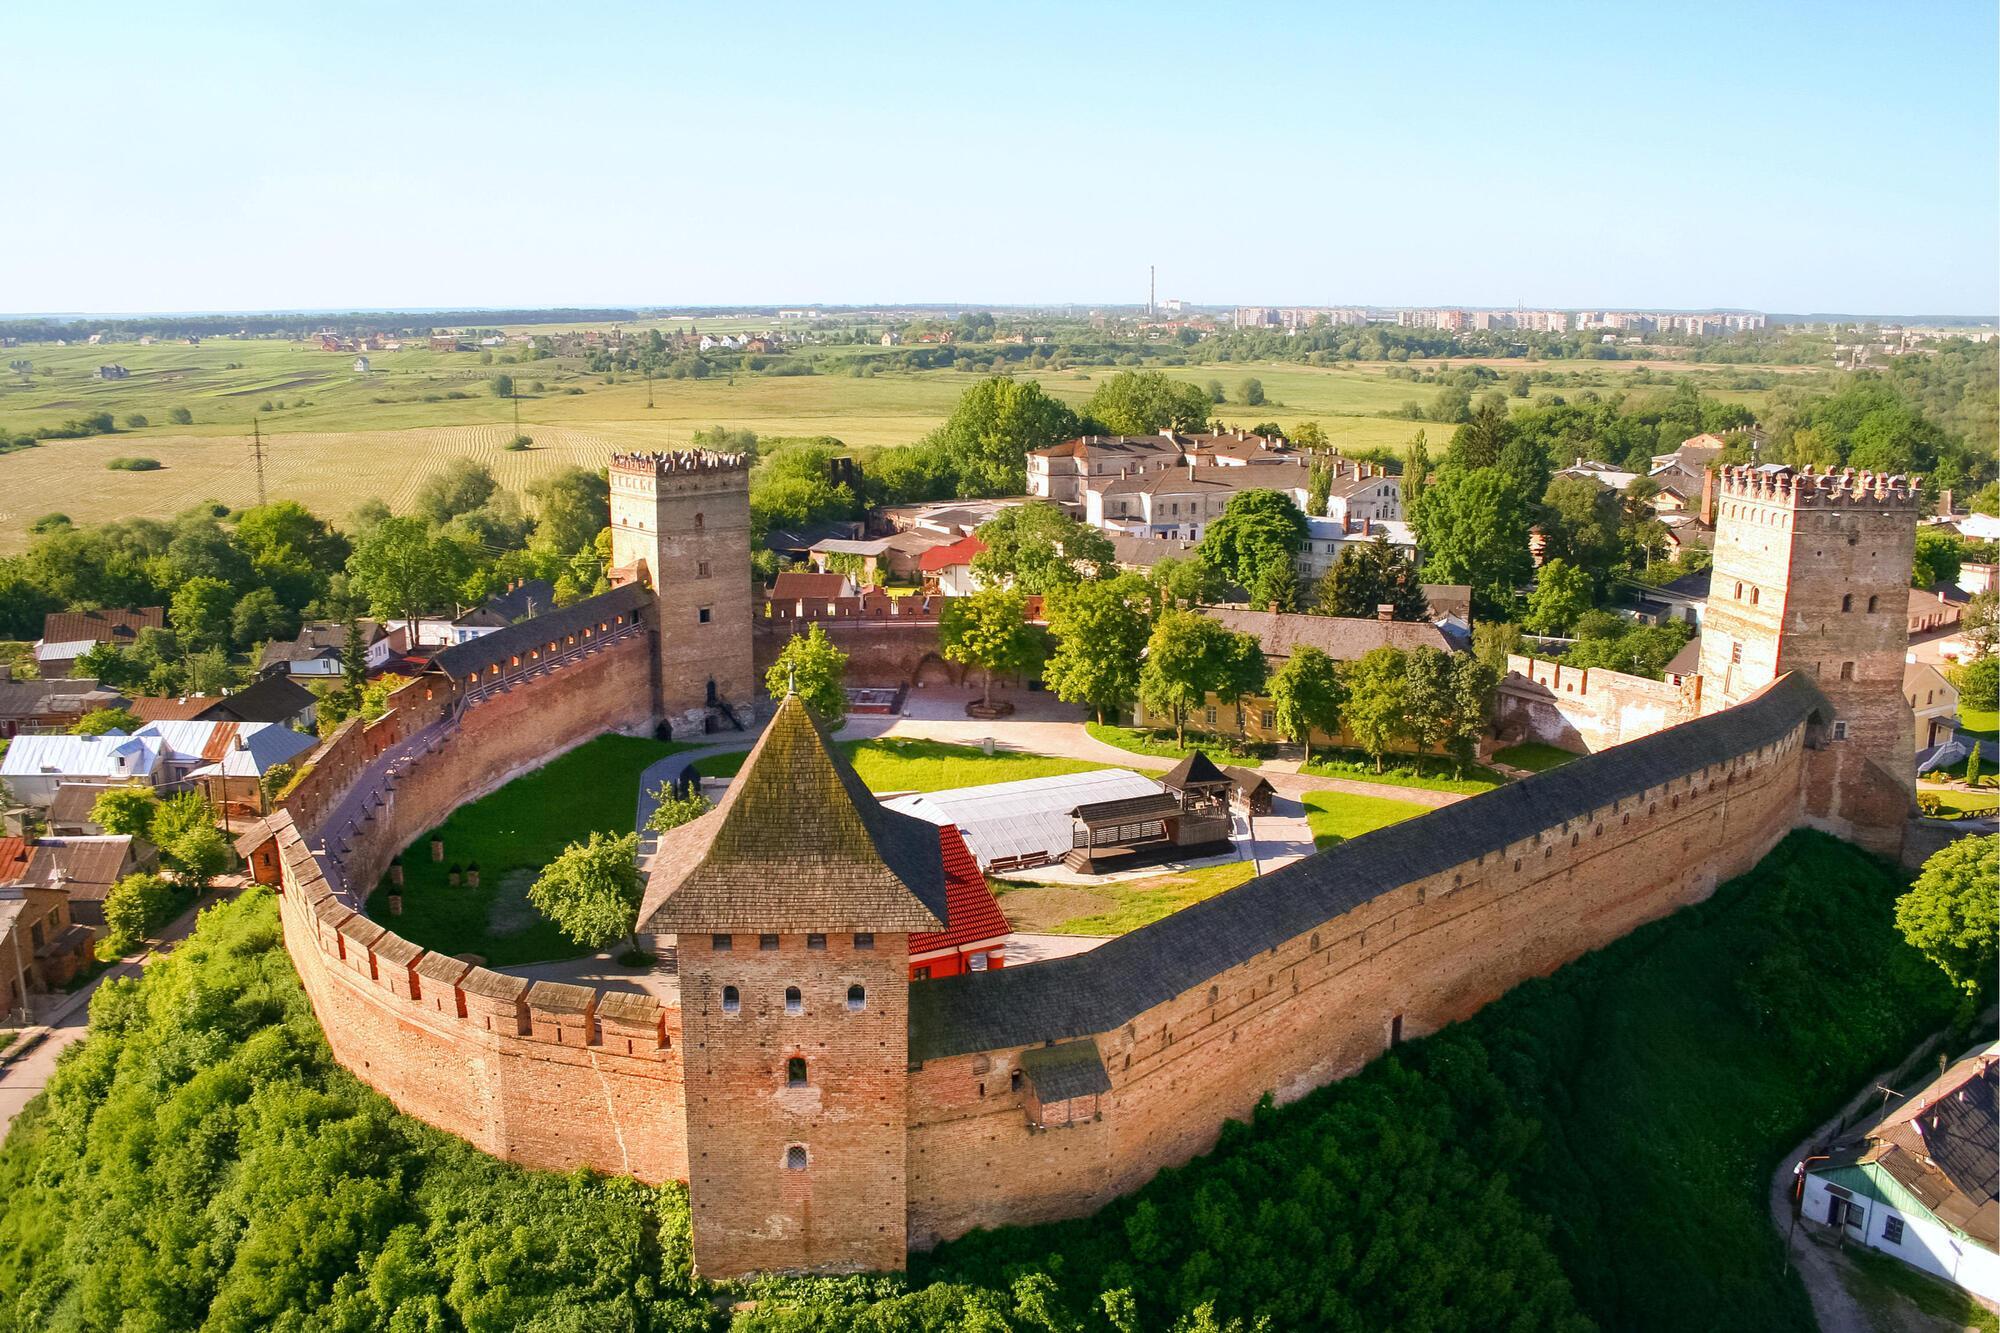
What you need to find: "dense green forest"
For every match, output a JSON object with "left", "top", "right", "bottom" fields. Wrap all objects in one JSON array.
[{"left": 0, "top": 832, "right": 1958, "bottom": 1331}]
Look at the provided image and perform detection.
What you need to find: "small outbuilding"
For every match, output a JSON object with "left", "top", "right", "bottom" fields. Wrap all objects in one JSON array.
[{"left": 1223, "top": 765, "right": 1274, "bottom": 816}]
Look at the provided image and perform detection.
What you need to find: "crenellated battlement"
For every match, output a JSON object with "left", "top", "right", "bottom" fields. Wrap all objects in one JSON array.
[
  {"left": 1716, "top": 462, "right": 1924, "bottom": 509},
  {"left": 610, "top": 448, "right": 750, "bottom": 477}
]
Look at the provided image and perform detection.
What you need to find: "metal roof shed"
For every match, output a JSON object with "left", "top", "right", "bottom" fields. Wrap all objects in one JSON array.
[{"left": 883, "top": 768, "right": 1164, "bottom": 872}]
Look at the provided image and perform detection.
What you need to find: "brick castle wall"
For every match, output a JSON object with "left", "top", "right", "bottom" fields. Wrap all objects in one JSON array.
[
  {"left": 903, "top": 717, "right": 1811, "bottom": 1248},
  {"left": 269, "top": 630, "right": 688, "bottom": 1183},
  {"left": 1494, "top": 654, "right": 1702, "bottom": 754},
  {"left": 753, "top": 618, "right": 958, "bottom": 688}
]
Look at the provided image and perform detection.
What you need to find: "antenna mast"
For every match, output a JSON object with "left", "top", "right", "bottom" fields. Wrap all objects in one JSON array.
[{"left": 250, "top": 416, "right": 267, "bottom": 506}]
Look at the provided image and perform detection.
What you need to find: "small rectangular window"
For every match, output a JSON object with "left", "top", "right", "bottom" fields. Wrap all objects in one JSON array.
[
  {"left": 759, "top": 933, "right": 779, "bottom": 951},
  {"left": 968, "top": 952, "right": 989, "bottom": 971},
  {"left": 698, "top": 607, "right": 712, "bottom": 624},
  {"left": 912, "top": 965, "right": 931, "bottom": 981},
  {"left": 1882, "top": 1215, "right": 1904, "bottom": 1245},
  {"left": 1730, "top": 640, "right": 1742, "bottom": 665},
  {"left": 697, "top": 560, "right": 711, "bottom": 579},
  {"left": 806, "top": 932, "right": 826, "bottom": 951},
  {"left": 853, "top": 932, "right": 874, "bottom": 950},
  {"left": 710, "top": 933, "right": 732, "bottom": 952},
  {"left": 1831, "top": 721, "right": 1848, "bottom": 740},
  {"left": 1259, "top": 709, "right": 1275, "bottom": 730}
]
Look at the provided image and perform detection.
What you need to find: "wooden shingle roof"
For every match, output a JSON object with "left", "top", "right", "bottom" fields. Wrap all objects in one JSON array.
[{"left": 639, "top": 694, "right": 946, "bottom": 933}]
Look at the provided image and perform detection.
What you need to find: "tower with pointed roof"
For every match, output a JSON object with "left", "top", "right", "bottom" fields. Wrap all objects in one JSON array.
[{"left": 640, "top": 693, "right": 946, "bottom": 1277}]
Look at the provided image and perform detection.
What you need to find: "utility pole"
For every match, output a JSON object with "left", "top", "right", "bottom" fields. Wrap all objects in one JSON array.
[
  {"left": 250, "top": 416, "right": 267, "bottom": 506},
  {"left": 1148, "top": 265, "right": 1156, "bottom": 318},
  {"left": 645, "top": 364, "right": 654, "bottom": 409},
  {"left": 512, "top": 381, "right": 521, "bottom": 441}
]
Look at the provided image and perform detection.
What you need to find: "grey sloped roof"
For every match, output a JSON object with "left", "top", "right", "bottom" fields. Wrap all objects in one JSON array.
[
  {"left": 639, "top": 694, "right": 946, "bottom": 933},
  {"left": 1020, "top": 1038, "right": 1112, "bottom": 1102},
  {"left": 909, "top": 672, "right": 1829, "bottom": 1062},
  {"left": 430, "top": 583, "right": 650, "bottom": 682},
  {"left": 1161, "top": 751, "right": 1230, "bottom": 790}
]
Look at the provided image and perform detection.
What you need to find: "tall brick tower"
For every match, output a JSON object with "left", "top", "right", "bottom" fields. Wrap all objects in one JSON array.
[
  {"left": 1696, "top": 463, "right": 1919, "bottom": 852},
  {"left": 608, "top": 450, "right": 755, "bottom": 737},
  {"left": 639, "top": 693, "right": 947, "bottom": 1278}
]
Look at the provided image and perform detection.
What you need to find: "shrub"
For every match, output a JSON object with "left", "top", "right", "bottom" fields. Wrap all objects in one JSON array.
[
  {"left": 504, "top": 435, "right": 532, "bottom": 451},
  {"left": 97, "top": 871, "right": 176, "bottom": 957},
  {"left": 122, "top": 414, "right": 147, "bottom": 429},
  {"left": 167, "top": 406, "right": 192, "bottom": 425},
  {"left": 105, "top": 457, "right": 161, "bottom": 471}
]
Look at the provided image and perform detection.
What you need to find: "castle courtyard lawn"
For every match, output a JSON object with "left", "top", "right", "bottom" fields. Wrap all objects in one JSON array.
[
  {"left": 1297, "top": 748, "right": 1508, "bottom": 794},
  {"left": 1958, "top": 704, "right": 1998, "bottom": 741},
  {"left": 365, "top": 733, "right": 683, "bottom": 966},
  {"left": 1493, "top": 742, "right": 1582, "bottom": 773},
  {"left": 1301, "top": 790, "right": 1432, "bottom": 849},
  {"left": 993, "top": 859, "right": 1257, "bottom": 936},
  {"left": 693, "top": 736, "right": 1108, "bottom": 792},
  {"left": 1084, "top": 721, "right": 1271, "bottom": 766}
]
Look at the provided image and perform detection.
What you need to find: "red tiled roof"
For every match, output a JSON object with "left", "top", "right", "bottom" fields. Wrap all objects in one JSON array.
[
  {"left": 129, "top": 695, "right": 219, "bottom": 722},
  {"left": 910, "top": 824, "right": 1010, "bottom": 957},
  {"left": 0, "top": 838, "right": 30, "bottom": 883},
  {"left": 41, "top": 607, "right": 164, "bottom": 646},
  {"left": 769, "top": 571, "right": 853, "bottom": 601},
  {"left": 918, "top": 534, "right": 985, "bottom": 572}
]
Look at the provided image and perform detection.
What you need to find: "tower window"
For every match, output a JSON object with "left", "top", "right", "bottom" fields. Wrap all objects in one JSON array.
[
  {"left": 807, "top": 933, "right": 826, "bottom": 950},
  {"left": 760, "top": 933, "right": 779, "bottom": 951},
  {"left": 1831, "top": 721, "right": 1848, "bottom": 740},
  {"left": 785, "top": 1145, "right": 807, "bottom": 1170},
  {"left": 1730, "top": 640, "right": 1742, "bottom": 665},
  {"left": 698, "top": 560, "right": 711, "bottom": 579},
  {"left": 853, "top": 932, "right": 874, "bottom": 950},
  {"left": 710, "top": 933, "right": 732, "bottom": 951},
  {"left": 1841, "top": 594, "right": 1853, "bottom": 612},
  {"left": 847, "top": 984, "right": 866, "bottom": 1011},
  {"left": 1867, "top": 594, "right": 1878, "bottom": 612},
  {"left": 1734, "top": 581, "right": 1744, "bottom": 599},
  {"left": 721, "top": 985, "right": 740, "bottom": 1013},
  {"left": 1749, "top": 588, "right": 1759, "bottom": 605},
  {"left": 698, "top": 607, "right": 712, "bottom": 624},
  {"left": 786, "top": 1057, "right": 807, "bottom": 1087},
  {"left": 784, "top": 986, "right": 803, "bottom": 1015},
  {"left": 694, "top": 512, "right": 704, "bottom": 529},
  {"left": 1840, "top": 661, "right": 1854, "bottom": 681}
]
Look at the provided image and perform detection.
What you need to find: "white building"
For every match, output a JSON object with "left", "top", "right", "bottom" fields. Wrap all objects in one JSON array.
[
  {"left": 0, "top": 732, "right": 165, "bottom": 807},
  {"left": 1800, "top": 1043, "right": 2000, "bottom": 1303},
  {"left": 883, "top": 768, "right": 1165, "bottom": 873}
]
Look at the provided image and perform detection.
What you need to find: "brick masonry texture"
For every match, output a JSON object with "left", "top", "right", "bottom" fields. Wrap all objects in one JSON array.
[{"left": 252, "top": 461, "right": 1919, "bottom": 1279}]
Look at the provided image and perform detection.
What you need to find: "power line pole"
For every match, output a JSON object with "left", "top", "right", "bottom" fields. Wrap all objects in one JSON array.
[
  {"left": 250, "top": 416, "right": 267, "bottom": 506},
  {"left": 512, "top": 381, "right": 521, "bottom": 441},
  {"left": 645, "top": 364, "right": 654, "bottom": 409}
]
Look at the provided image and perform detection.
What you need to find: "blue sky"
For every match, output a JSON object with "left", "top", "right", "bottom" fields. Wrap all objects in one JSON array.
[{"left": 8, "top": 1, "right": 1995, "bottom": 315}]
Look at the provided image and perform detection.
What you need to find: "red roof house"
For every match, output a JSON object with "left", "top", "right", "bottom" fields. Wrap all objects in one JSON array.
[{"left": 908, "top": 823, "right": 1010, "bottom": 980}]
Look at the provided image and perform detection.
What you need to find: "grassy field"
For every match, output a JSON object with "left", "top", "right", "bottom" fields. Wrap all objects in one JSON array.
[
  {"left": 1493, "top": 741, "right": 1582, "bottom": 772},
  {"left": 692, "top": 735, "right": 1105, "bottom": 791},
  {"left": 1301, "top": 789, "right": 1431, "bottom": 848},
  {"left": 993, "top": 859, "right": 1256, "bottom": 935},
  {"left": 0, "top": 340, "right": 1805, "bottom": 548},
  {"left": 1083, "top": 721, "right": 1271, "bottom": 765},
  {"left": 1958, "top": 704, "right": 1998, "bottom": 740},
  {"left": 1298, "top": 748, "right": 1508, "bottom": 794},
  {"left": 366, "top": 733, "right": 680, "bottom": 965}
]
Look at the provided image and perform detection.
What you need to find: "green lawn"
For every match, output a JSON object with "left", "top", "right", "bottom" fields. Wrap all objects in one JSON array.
[
  {"left": 994, "top": 859, "right": 1257, "bottom": 936},
  {"left": 1920, "top": 787, "right": 1998, "bottom": 818},
  {"left": 366, "top": 733, "right": 682, "bottom": 965},
  {"left": 1298, "top": 747, "right": 1507, "bottom": 795},
  {"left": 1301, "top": 790, "right": 1431, "bottom": 849},
  {"left": 694, "top": 736, "right": 1107, "bottom": 792},
  {"left": 1493, "top": 742, "right": 1583, "bottom": 773},
  {"left": 1084, "top": 721, "right": 1272, "bottom": 765},
  {"left": 1837, "top": 1245, "right": 1999, "bottom": 1333},
  {"left": 1958, "top": 705, "right": 1998, "bottom": 741}
]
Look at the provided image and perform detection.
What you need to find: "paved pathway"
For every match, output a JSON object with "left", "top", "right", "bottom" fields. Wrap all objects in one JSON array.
[{"left": 0, "top": 882, "right": 243, "bottom": 1140}]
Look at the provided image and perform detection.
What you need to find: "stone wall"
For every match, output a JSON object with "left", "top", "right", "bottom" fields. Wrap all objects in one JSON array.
[
  {"left": 1494, "top": 655, "right": 1702, "bottom": 754},
  {"left": 753, "top": 618, "right": 959, "bottom": 689}
]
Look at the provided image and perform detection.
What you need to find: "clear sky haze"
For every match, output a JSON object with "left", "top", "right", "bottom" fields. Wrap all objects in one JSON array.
[{"left": 8, "top": 1, "right": 1996, "bottom": 316}]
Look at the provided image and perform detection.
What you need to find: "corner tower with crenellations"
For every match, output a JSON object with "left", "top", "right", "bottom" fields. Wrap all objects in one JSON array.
[
  {"left": 1696, "top": 463, "right": 1919, "bottom": 852},
  {"left": 609, "top": 449, "right": 756, "bottom": 737}
]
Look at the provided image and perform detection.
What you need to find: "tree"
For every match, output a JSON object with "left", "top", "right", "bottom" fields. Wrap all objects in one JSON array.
[
  {"left": 1523, "top": 560, "right": 1594, "bottom": 636},
  {"left": 167, "top": 406, "right": 193, "bottom": 425},
  {"left": 1197, "top": 490, "right": 1307, "bottom": 603},
  {"left": 99, "top": 872, "right": 176, "bottom": 958},
  {"left": 1963, "top": 589, "right": 1999, "bottom": 659},
  {"left": 1894, "top": 835, "right": 1997, "bottom": 1004},
  {"left": 170, "top": 575, "right": 236, "bottom": 653},
  {"left": 1447, "top": 398, "right": 1512, "bottom": 468},
  {"left": 90, "top": 785, "right": 160, "bottom": 838},
  {"left": 1400, "top": 431, "right": 1430, "bottom": 510},
  {"left": 347, "top": 515, "right": 465, "bottom": 627},
  {"left": 929, "top": 377, "right": 1082, "bottom": 495},
  {"left": 529, "top": 831, "right": 644, "bottom": 954},
  {"left": 1472, "top": 621, "right": 1523, "bottom": 675},
  {"left": 230, "top": 586, "right": 291, "bottom": 650},
  {"left": 1340, "top": 647, "right": 1411, "bottom": 772},
  {"left": 1042, "top": 575, "right": 1152, "bottom": 724},
  {"left": 490, "top": 373, "right": 514, "bottom": 398},
  {"left": 412, "top": 459, "right": 499, "bottom": 527},
  {"left": 1084, "top": 371, "right": 1213, "bottom": 435},
  {"left": 765, "top": 623, "right": 848, "bottom": 727},
  {"left": 71, "top": 707, "right": 142, "bottom": 736},
  {"left": 645, "top": 785, "right": 714, "bottom": 834},
  {"left": 1267, "top": 645, "right": 1344, "bottom": 764},
  {"left": 1911, "top": 529, "right": 1963, "bottom": 589},
  {"left": 1292, "top": 420, "right": 1327, "bottom": 451},
  {"left": 971, "top": 501, "right": 1115, "bottom": 593},
  {"left": 1406, "top": 650, "right": 1497, "bottom": 777},
  {"left": 1138, "top": 610, "right": 1233, "bottom": 747},
  {"left": 1148, "top": 556, "right": 1225, "bottom": 611},
  {"left": 526, "top": 467, "right": 610, "bottom": 559},
  {"left": 1215, "top": 633, "right": 1267, "bottom": 735},
  {"left": 1204, "top": 378, "right": 1225, "bottom": 404},
  {"left": 1538, "top": 476, "right": 1624, "bottom": 590},
  {"left": 151, "top": 793, "right": 229, "bottom": 889},
  {"left": 1313, "top": 533, "right": 1428, "bottom": 621},
  {"left": 1411, "top": 468, "right": 1535, "bottom": 615},
  {"left": 1237, "top": 378, "right": 1265, "bottom": 407},
  {"left": 940, "top": 588, "right": 1042, "bottom": 708}
]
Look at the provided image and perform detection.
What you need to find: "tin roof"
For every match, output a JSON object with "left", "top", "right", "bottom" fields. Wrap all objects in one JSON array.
[{"left": 883, "top": 768, "right": 1162, "bottom": 869}]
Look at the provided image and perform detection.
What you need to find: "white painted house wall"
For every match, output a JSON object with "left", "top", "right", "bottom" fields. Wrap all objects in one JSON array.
[{"left": 1800, "top": 1173, "right": 2000, "bottom": 1302}]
